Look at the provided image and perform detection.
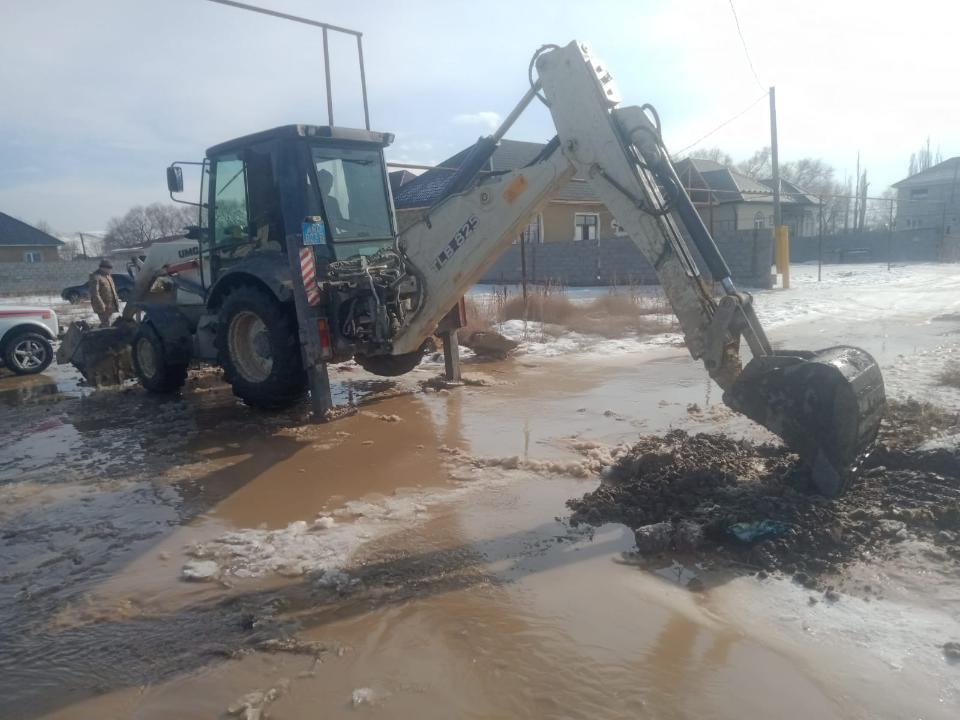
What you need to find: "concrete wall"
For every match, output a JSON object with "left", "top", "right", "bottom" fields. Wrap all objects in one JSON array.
[
  {"left": 0, "top": 259, "right": 101, "bottom": 296},
  {"left": 788, "top": 227, "right": 960, "bottom": 263},
  {"left": 0, "top": 246, "right": 61, "bottom": 263},
  {"left": 481, "top": 228, "right": 774, "bottom": 288}
]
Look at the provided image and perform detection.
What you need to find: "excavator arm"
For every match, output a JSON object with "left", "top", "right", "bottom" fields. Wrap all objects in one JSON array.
[{"left": 392, "top": 41, "right": 885, "bottom": 495}]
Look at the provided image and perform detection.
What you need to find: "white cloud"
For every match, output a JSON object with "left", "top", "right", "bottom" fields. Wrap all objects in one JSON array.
[{"left": 452, "top": 111, "right": 502, "bottom": 132}]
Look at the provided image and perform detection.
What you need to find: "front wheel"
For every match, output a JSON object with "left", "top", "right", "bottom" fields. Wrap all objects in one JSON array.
[
  {"left": 132, "top": 324, "right": 188, "bottom": 394},
  {"left": 3, "top": 331, "right": 53, "bottom": 375},
  {"left": 216, "top": 286, "right": 306, "bottom": 409}
]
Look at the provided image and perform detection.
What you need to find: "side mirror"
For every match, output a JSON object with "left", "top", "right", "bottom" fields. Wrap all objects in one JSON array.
[{"left": 166, "top": 166, "right": 184, "bottom": 194}]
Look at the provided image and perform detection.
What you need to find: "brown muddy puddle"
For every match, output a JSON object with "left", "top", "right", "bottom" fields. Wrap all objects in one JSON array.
[{"left": 2, "top": 311, "right": 959, "bottom": 719}]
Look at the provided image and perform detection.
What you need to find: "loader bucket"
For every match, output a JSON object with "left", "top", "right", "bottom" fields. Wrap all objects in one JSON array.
[
  {"left": 723, "top": 346, "right": 885, "bottom": 496},
  {"left": 56, "top": 320, "right": 136, "bottom": 387}
]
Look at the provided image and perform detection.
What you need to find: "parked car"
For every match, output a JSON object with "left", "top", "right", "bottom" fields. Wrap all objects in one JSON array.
[
  {"left": 0, "top": 305, "right": 59, "bottom": 375},
  {"left": 61, "top": 273, "right": 134, "bottom": 304}
]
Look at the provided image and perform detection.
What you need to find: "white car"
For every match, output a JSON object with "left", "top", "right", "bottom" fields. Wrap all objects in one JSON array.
[{"left": 0, "top": 305, "right": 59, "bottom": 375}]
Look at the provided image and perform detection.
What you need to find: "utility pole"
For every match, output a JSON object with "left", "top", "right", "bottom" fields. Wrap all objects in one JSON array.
[
  {"left": 519, "top": 231, "right": 528, "bottom": 304},
  {"left": 817, "top": 196, "right": 824, "bottom": 282},
  {"left": 78, "top": 232, "right": 88, "bottom": 258},
  {"left": 769, "top": 86, "right": 788, "bottom": 288},
  {"left": 769, "top": 87, "right": 781, "bottom": 228},
  {"left": 887, "top": 198, "right": 894, "bottom": 271},
  {"left": 853, "top": 152, "right": 860, "bottom": 231}
]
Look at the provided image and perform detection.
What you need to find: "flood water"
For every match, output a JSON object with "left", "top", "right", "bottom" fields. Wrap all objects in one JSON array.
[{"left": 2, "top": 270, "right": 959, "bottom": 719}]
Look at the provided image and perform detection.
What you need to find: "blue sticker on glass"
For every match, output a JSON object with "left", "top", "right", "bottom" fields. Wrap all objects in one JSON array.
[{"left": 302, "top": 221, "right": 327, "bottom": 246}]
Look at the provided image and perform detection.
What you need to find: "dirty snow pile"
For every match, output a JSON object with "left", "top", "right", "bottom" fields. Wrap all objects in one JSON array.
[
  {"left": 495, "top": 318, "right": 681, "bottom": 358},
  {"left": 183, "top": 497, "right": 432, "bottom": 583}
]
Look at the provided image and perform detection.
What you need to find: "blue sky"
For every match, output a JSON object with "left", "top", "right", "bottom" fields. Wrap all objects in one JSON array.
[{"left": 1, "top": 0, "right": 956, "bottom": 231}]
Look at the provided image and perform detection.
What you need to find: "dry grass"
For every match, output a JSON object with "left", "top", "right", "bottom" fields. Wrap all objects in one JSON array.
[
  {"left": 939, "top": 361, "right": 960, "bottom": 389},
  {"left": 500, "top": 294, "right": 578, "bottom": 324},
  {"left": 462, "top": 296, "right": 496, "bottom": 336},
  {"left": 488, "top": 285, "right": 676, "bottom": 340}
]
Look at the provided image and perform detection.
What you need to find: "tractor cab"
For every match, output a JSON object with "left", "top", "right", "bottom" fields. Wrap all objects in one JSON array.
[
  {"left": 164, "top": 124, "right": 421, "bottom": 389},
  {"left": 168, "top": 124, "right": 398, "bottom": 290}
]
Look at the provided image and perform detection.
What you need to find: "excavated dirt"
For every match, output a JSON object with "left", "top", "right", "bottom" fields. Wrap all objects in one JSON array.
[{"left": 568, "top": 400, "right": 960, "bottom": 585}]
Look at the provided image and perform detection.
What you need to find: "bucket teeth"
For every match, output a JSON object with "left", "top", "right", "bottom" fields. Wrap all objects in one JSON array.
[{"left": 723, "top": 346, "right": 885, "bottom": 496}]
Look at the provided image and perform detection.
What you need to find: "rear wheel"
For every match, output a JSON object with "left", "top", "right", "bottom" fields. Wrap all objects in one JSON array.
[
  {"left": 132, "top": 324, "right": 188, "bottom": 393},
  {"left": 3, "top": 330, "right": 53, "bottom": 375},
  {"left": 216, "top": 286, "right": 306, "bottom": 408}
]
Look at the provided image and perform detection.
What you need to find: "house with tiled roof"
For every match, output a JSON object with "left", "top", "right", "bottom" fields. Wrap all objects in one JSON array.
[
  {"left": 393, "top": 139, "right": 618, "bottom": 245},
  {"left": 674, "top": 158, "right": 820, "bottom": 238},
  {"left": 393, "top": 141, "right": 819, "bottom": 244},
  {"left": 0, "top": 212, "right": 64, "bottom": 263}
]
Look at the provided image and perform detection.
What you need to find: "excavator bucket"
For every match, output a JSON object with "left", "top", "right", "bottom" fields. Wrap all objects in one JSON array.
[
  {"left": 723, "top": 346, "right": 885, "bottom": 496},
  {"left": 56, "top": 320, "right": 136, "bottom": 387}
]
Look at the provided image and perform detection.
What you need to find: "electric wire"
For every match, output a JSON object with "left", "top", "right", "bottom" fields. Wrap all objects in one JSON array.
[
  {"left": 728, "top": 0, "right": 764, "bottom": 90},
  {"left": 673, "top": 91, "right": 767, "bottom": 156}
]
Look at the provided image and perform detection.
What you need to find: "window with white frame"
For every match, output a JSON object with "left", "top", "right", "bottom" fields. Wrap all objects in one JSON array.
[
  {"left": 574, "top": 213, "right": 599, "bottom": 242},
  {"left": 753, "top": 212, "right": 765, "bottom": 229},
  {"left": 23, "top": 251, "right": 42, "bottom": 263},
  {"left": 514, "top": 214, "right": 542, "bottom": 244}
]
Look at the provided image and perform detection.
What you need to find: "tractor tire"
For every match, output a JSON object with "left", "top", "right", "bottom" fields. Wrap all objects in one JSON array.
[
  {"left": 132, "top": 323, "right": 188, "bottom": 394},
  {"left": 3, "top": 330, "right": 53, "bottom": 375},
  {"left": 216, "top": 286, "right": 306, "bottom": 409}
]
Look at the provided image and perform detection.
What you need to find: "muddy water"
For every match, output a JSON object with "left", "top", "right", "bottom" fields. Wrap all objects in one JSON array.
[{"left": 1, "top": 302, "right": 959, "bottom": 718}]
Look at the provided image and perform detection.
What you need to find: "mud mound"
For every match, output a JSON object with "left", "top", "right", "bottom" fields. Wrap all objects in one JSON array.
[{"left": 568, "top": 401, "right": 960, "bottom": 583}]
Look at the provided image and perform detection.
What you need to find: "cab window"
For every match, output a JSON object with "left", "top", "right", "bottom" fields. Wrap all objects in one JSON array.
[
  {"left": 212, "top": 155, "right": 249, "bottom": 247},
  {"left": 311, "top": 145, "right": 392, "bottom": 241}
]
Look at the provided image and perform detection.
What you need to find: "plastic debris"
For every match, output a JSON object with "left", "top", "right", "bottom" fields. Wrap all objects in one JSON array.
[{"left": 728, "top": 520, "right": 788, "bottom": 543}]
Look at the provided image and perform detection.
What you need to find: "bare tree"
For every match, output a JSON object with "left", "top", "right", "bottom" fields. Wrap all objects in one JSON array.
[
  {"left": 856, "top": 169, "right": 869, "bottom": 231},
  {"left": 34, "top": 219, "right": 55, "bottom": 236},
  {"left": 865, "top": 188, "right": 896, "bottom": 230},
  {"left": 681, "top": 146, "right": 734, "bottom": 166},
  {"left": 908, "top": 137, "right": 936, "bottom": 176},
  {"left": 104, "top": 203, "right": 195, "bottom": 251},
  {"left": 736, "top": 147, "right": 771, "bottom": 179}
]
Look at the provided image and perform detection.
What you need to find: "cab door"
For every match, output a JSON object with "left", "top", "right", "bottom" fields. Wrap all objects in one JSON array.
[{"left": 207, "top": 152, "right": 252, "bottom": 283}]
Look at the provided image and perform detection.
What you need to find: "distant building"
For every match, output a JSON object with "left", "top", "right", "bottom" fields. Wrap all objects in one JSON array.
[
  {"left": 891, "top": 157, "right": 960, "bottom": 234},
  {"left": 392, "top": 139, "right": 617, "bottom": 245},
  {"left": 392, "top": 141, "right": 819, "bottom": 244},
  {"left": 0, "top": 212, "right": 64, "bottom": 263},
  {"left": 673, "top": 158, "right": 820, "bottom": 238}
]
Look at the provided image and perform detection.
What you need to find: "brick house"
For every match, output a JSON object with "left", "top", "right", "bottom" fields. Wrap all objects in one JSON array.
[
  {"left": 392, "top": 139, "right": 619, "bottom": 245},
  {"left": 0, "top": 211, "right": 64, "bottom": 263},
  {"left": 393, "top": 141, "right": 818, "bottom": 244},
  {"left": 891, "top": 157, "right": 960, "bottom": 234},
  {"left": 673, "top": 158, "right": 820, "bottom": 238}
]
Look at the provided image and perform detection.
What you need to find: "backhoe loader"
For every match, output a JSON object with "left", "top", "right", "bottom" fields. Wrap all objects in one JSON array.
[{"left": 59, "top": 41, "right": 885, "bottom": 495}]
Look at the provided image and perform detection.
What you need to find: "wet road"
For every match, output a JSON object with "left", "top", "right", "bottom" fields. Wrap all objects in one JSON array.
[{"left": 1, "top": 267, "right": 959, "bottom": 719}]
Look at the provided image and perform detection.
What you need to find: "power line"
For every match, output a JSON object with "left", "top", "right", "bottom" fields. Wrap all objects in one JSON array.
[
  {"left": 728, "top": 0, "right": 764, "bottom": 91},
  {"left": 673, "top": 91, "right": 767, "bottom": 155}
]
